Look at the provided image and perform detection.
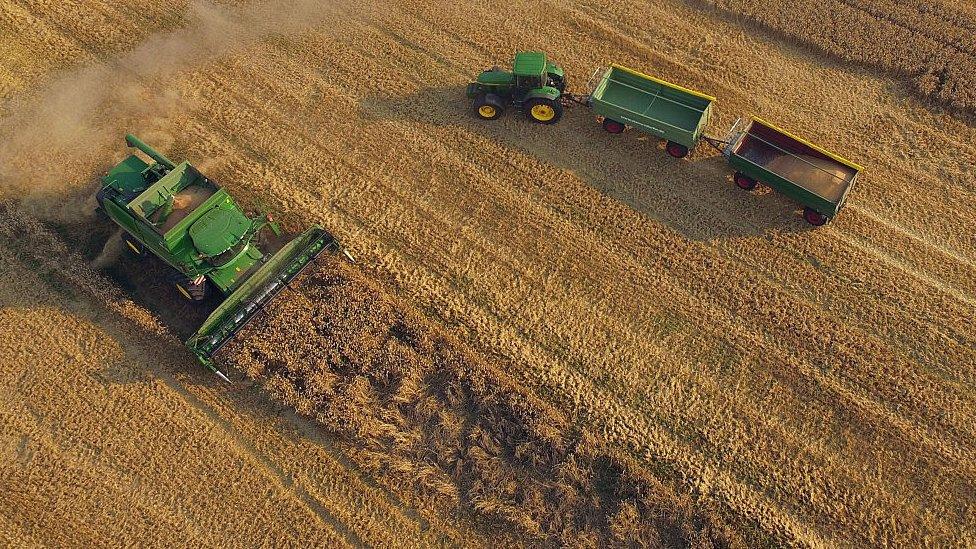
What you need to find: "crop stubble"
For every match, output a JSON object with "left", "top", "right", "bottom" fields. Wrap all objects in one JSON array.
[
  {"left": 218, "top": 255, "right": 740, "bottom": 546},
  {"left": 2, "top": 0, "right": 975, "bottom": 547}
]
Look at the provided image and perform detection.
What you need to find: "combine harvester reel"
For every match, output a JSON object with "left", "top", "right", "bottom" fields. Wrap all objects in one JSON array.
[{"left": 96, "top": 134, "right": 351, "bottom": 381}]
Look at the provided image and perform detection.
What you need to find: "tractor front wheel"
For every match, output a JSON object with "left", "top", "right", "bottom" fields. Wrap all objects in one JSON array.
[
  {"left": 602, "top": 118, "right": 625, "bottom": 134},
  {"left": 803, "top": 207, "right": 829, "bottom": 227},
  {"left": 174, "top": 275, "right": 210, "bottom": 302},
  {"left": 474, "top": 94, "right": 504, "bottom": 120},
  {"left": 665, "top": 141, "right": 690, "bottom": 158},
  {"left": 525, "top": 98, "right": 563, "bottom": 124}
]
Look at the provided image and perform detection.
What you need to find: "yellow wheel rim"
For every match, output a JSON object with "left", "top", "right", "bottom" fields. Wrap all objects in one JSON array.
[
  {"left": 125, "top": 240, "right": 141, "bottom": 254},
  {"left": 531, "top": 104, "right": 555, "bottom": 121},
  {"left": 478, "top": 105, "right": 496, "bottom": 118},
  {"left": 176, "top": 284, "right": 192, "bottom": 300}
]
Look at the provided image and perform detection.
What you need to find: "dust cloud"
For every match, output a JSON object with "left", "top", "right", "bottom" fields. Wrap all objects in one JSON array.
[{"left": 0, "top": 0, "right": 347, "bottom": 223}]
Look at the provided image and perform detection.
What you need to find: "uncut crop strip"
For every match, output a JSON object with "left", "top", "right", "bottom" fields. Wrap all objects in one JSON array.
[
  {"left": 693, "top": 0, "right": 976, "bottom": 112},
  {"left": 217, "top": 254, "right": 746, "bottom": 548},
  {"left": 161, "top": 3, "right": 976, "bottom": 544}
]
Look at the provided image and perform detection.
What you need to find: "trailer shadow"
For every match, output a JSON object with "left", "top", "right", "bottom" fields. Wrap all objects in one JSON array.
[{"left": 358, "top": 85, "right": 817, "bottom": 242}]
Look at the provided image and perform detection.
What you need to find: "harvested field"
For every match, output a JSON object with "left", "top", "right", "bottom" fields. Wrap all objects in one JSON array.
[
  {"left": 220, "top": 255, "right": 741, "bottom": 546},
  {"left": 0, "top": 209, "right": 479, "bottom": 547},
  {"left": 1, "top": 0, "right": 975, "bottom": 547}
]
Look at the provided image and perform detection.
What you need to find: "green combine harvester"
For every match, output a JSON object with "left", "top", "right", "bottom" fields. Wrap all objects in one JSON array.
[
  {"left": 466, "top": 51, "right": 567, "bottom": 124},
  {"left": 96, "top": 134, "right": 339, "bottom": 381}
]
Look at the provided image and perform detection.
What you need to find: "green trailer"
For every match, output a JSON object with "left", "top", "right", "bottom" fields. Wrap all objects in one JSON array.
[
  {"left": 586, "top": 64, "right": 715, "bottom": 158},
  {"left": 723, "top": 117, "right": 862, "bottom": 225},
  {"left": 97, "top": 134, "right": 342, "bottom": 380}
]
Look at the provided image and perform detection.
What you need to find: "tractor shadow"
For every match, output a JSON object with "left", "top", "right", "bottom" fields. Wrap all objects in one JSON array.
[{"left": 359, "top": 85, "right": 817, "bottom": 242}]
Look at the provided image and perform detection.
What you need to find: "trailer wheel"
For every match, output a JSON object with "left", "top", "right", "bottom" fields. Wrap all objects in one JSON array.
[
  {"left": 733, "top": 172, "right": 758, "bottom": 191},
  {"left": 174, "top": 275, "right": 210, "bottom": 302},
  {"left": 803, "top": 207, "right": 829, "bottom": 227},
  {"left": 121, "top": 233, "right": 145, "bottom": 257},
  {"left": 525, "top": 98, "right": 564, "bottom": 124},
  {"left": 474, "top": 94, "right": 504, "bottom": 120},
  {"left": 602, "top": 118, "right": 625, "bottom": 134},
  {"left": 665, "top": 141, "right": 690, "bottom": 159}
]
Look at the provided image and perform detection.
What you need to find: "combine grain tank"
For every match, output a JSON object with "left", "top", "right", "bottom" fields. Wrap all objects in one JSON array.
[
  {"left": 587, "top": 64, "right": 715, "bottom": 158},
  {"left": 724, "top": 118, "right": 862, "bottom": 225}
]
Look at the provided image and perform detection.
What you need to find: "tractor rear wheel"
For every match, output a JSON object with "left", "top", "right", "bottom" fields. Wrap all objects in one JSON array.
[
  {"left": 803, "top": 207, "right": 829, "bottom": 226},
  {"left": 665, "top": 141, "right": 690, "bottom": 158},
  {"left": 173, "top": 275, "right": 210, "bottom": 302},
  {"left": 525, "top": 98, "right": 563, "bottom": 124},
  {"left": 121, "top": 233, "right": 145, "bottom": 257},
  {"left": 474, "top": 94, "right": 504, "bottom": 120},
  {"left": 733, "top": 172, "right": 758, "bottom": 190},
  {"left": 602, "top": 118, "right": 625, "bottom": 134}
]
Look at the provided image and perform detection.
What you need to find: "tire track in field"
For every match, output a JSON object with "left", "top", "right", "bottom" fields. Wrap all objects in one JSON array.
[
  {"left": 152, "top": 370, "right": 365, "bottom": 548},
  {"left": 181, "top": 41, "right": 968, "bottom": 540}
]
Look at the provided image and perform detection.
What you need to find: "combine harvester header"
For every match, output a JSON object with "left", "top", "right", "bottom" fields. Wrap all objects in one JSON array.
[
  {"left": 467, "top": 52, "right": 862, "bottom": 226},
  {"left": 96, "top": 134, "right": 343, "bottom": 380}
]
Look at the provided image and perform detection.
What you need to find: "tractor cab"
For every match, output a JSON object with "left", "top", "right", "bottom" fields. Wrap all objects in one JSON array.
[
  {"left": 466, "top": 50, "right": 566, "bottom": 124},
  {"left": 512, "top": 51, "right": 548, "bottom": 93}
]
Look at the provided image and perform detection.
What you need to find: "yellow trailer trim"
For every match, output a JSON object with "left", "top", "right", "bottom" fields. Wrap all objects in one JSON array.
[
  {"left": 751, "top": 116, "right": 864, "bottom": 172},
  {"left": 609, "top": 63, "right": 717, "bottom": 102}
]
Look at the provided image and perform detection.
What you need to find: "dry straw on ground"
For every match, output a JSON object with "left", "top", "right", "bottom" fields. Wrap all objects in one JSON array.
[{"left": 220, "top": 255, "right": 744, "bottom": 547}]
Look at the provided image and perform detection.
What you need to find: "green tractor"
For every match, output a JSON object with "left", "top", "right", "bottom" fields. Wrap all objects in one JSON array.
[
  {"left": 96, "top": 134, "right": 339, "bottom": 380},
  {"left": 466, "top": 51, "right": 567, "bottom": 124}
]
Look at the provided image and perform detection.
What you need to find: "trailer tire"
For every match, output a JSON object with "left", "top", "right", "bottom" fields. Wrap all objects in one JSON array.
[
  {"left": 803, "top": 207, "right": 829, "bottom": 227},
  {"left": 733, "top": 172, "right": 758, "bottom": 191},
  {"left": 602, "top": 118, "right": 625, "bottom": 134},
  {"left": 525, "top": 98, "right": 563, "bottom": 124},
  {"left": 474, "top": 94, "right": 504, "bottom": 120},
  {"left": 666, "top": 141, "right": 690, "bottom": 158},
  {"left": 173, "top": 275, "right": 210, "bottom": 302},
  {"left": 121, "top": 233, "right": 145, "bottom": 257}
]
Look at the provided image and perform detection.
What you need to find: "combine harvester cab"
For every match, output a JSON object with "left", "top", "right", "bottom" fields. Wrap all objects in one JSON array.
[{"left": 97, "top": 134, "right": 339, "bottom": 380}]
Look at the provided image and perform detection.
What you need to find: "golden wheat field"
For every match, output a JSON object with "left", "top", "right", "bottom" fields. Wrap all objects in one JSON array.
[{"left": 1, "top": 0, "right": 974, "bottom": 547}]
